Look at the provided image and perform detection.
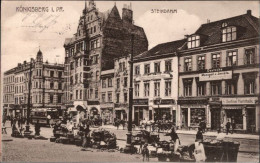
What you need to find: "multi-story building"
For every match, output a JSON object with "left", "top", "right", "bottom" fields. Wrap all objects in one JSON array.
[
  {"left": 113, "top": 55, "right": 130, "bottom": 121},
  {"left": 3, "top": 50, "right": 65, "bottom": 117},
  {"left": 63, "top": 0, "right": 148, "bottom": 122},
  {"left": 178, "top": 10, "right": 259, "bottom": 133},
  {"left": 132, "top": 40, "right": 184, "bottom": 125},
  {"left": 100, "top": 69, "right": 114, "bottom": 124}
]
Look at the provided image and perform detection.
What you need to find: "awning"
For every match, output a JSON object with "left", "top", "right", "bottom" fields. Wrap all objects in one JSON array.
[{"left": 222, "top": 106, "right": 244, "bottom": 110}]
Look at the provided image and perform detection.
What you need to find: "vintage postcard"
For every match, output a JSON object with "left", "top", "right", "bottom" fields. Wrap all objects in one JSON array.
[{"left": 1, "top": 0, "right": 259, "bottom": 162}]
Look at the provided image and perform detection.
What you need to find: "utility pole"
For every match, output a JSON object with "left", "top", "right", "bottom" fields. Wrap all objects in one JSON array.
[
  {"left": 24, "top": 58, "right": 33, "bottom": 136},
  {"left": 124, "top": 34, "right": 134, "bottom": 153}
]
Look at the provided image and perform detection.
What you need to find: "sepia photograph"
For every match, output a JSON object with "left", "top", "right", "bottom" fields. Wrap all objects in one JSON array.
[{"left": 1, "top": 0, "right": 259, "bottom": 162}]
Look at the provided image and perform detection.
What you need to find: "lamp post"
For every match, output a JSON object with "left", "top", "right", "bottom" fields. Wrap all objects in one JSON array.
[
  {"left": 124, "top": 34, "right": 134, "bottom": 153},
  {"left": 24, "top": 58, "right": 33, "bottom": 136}
]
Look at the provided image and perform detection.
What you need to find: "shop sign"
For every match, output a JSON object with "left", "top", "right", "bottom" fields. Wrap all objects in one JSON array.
[
  {"left": 114, "top": 103, "right": 128, "bottom": 108},
  {"left": 199, "top": 69, "right": 232, "bottom": 81},
  {"left": 133, "top": 99, "right": 148, "bottom": 105},
  {"left": 154, "top": 99, "right": 175, "bottom": 105},
  {"left": 222, "top": 97, "right": 257, "bottom": 105},
  {"left": 178, "top": 98, "right": 208, "bottom": 105}
]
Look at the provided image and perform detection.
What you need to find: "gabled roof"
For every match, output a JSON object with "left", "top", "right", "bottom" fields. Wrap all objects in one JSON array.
[
  {"left": 134, "top": 39, "right": 185, "bottom": 61},
  {"left": 191, "top": 12, "right": 259, "bottom": 47}
]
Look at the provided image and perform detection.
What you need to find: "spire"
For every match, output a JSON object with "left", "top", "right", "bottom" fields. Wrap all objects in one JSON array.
[{"left": 83, "top": 0, "right": 87, "bottom": 14}]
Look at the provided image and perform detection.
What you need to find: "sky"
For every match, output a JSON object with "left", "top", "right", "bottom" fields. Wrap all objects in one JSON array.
[{"left": 1, "top": 1, "right": 259, "bottom": 73}]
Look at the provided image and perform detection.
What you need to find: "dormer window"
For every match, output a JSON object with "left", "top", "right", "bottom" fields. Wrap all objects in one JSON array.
[
  {"left": 222, "top": 26, "right": 237, "bottom": 42},
  {"left": 187, "top": 35, "right": 200, "bottom": 49}
]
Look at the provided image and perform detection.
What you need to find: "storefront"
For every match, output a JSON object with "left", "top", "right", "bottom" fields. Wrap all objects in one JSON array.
[
  {"left": 133, "top": 99, "right": 149, "bottom": 125},
  {"left": 153, "top": 99, "right": 176, "bottom": 123},
  {"left": 100, "top": 102, "right": 114, "bottom": 124},
  {"left": 178, "top": 98, "right": 208, "bottom": 130},
  {"left": 222, "top": 97, "right": 258, "bottom": 132},
  {"left": 208, "top": 98, "right": 222, "bottom": 130},
  {"left": 114, "top": 103, "right": 128, "bottom": 121}
]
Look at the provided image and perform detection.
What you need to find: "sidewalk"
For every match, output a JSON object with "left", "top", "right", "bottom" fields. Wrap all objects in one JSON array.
[{"left": 100, "top": 125, "right": 259, "bottom": 140}]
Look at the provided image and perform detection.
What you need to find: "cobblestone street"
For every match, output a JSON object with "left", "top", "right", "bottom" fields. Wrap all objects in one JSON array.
[{"left": 2, "top": 123, "right": 259, "bottom": 162}]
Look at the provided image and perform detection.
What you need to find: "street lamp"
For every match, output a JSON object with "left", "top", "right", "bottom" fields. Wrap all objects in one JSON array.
[
  {"left": 124, "top": 34, "right": 134, "bottom": 153},
  {"left": 24, "top": 58, "right": 33, "bottom": 136}
]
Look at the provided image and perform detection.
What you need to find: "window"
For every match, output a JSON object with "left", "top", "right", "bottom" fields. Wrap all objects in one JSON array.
[
  {"left": 154, "top": 62, "right": 161, "bottom": 73},
  {"left": 222, "top": 26, "right": 236, "bottom": 42},
  {"left": 124, "top": 93, "right": 127, "bottom": 103},
  {"left": 184, "top": 57, "right": 192, "bottom": 71},
  {"left": 70, "top": 76, "right": 73, "bottom": 85},
  {"left": 122, "top": 62, "right": 126, "bottom": 71},
  {"left": 90, "top": 39, "right": 100, "bottom": 50},
  {"left": 108, "top": 78, "right": 113, "bottom": 87},
  {"left": 95, "top": 89, "right": 98, "bottom": 99},
  {"left": 211, "top": 81, "right": 221, "bottom": 95},
  {"left": 90, "top": 89, "right": 93, "bottom": 98},
  {"left": 58, "top": 83, "right": 62, "bottom": 90},
  {"left": 102, "top": 93, "right": 106, "bottom": 102},
  {"left": 50, "top": 82, "right": 54, "bottom": 89},
  {"left": 226, "top": 80, "right": 237, "bottom": 95},
  {"left": 58, "top": 72, "right": 62, "bottom": 78},
  {"left": 227, "top": 51, "right": 237, "bottom": 66},
  {"left": 154, "top": 81, "right": 160, "bottom": 97},
  {"left": 58, "top": 95, "right": 62, "bottom": 103},
  {"left": 50, "top": 95, "right": 53, "bottom": 103},
  {"left": 197, "top": 82, "right": 206, "bottom": 96},
  {"left": 91, "top": 55, "right": 99, "bottom": 64},
  {"left": 245, "top": 48, "right": 255, "bottom": 65},
  {"left": 144, "top": 64, "right": 150, "bottom": 74},
  {"left": 96, "top": 71, "right": 99, "bottom": 80},
  {"left": 165, "top": 60, "right": 172, "bottom": 72},
  {"left": 75, "top": 74, "right": 78, "bottom": 84},
  {"left": 244, "top": 75, "right": 255, "bottom": 94},
  {"left": 102, "top": 79, "right": 106, "bottom": 88},
  {"left": 124, "top": 77, "right": 128, "bottom": 87},
  {"left": 144, "top": 82, "right": 150, "bottom": 97},
  {"left": 116, "top": 93, "right": 120, "bottom": 103},
  {"left": 80, "top": 90, "right": 82, "bottom": 99},
  {"left": 197, "top": 56, "right": 205, "bottom": 70},
  {"left": 183, "top": 79, "right": 192, "bottom": 96},
  {"left": 119, "top": 63, "right": 122, "bottom": 71},
  {"left": 135, "top": 65, "right": 140, "bottom": 75},
  {"left": 116, "top": 78, "right": 120, "bottom": 89},
  {"left": 108, "top": 92, "right": 112, "bottom": 102},
  {"left": 188, "top": 35, "right": 200, "bottom": 49},
  {"left": 70, "top": 62, "right": 74, "bottom": 70},
  {"left": 76, "top": 90, "right": 78, "bottom": 99},
  {"left": 50, "top": 71, "right": 54, "bottom": 77},
  {"left": 212, "top": 53, "right": 220, "bottom": 68},
  {"left": 134, "top": 83, "right": 139, "bottom": 97}
]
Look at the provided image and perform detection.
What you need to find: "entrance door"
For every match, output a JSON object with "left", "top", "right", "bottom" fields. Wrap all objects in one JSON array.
[
  {"left": 134, "top": 107, "right": 143, "bottom": 125},
  {"left": 182, "top": 108, "right": 188, "bottom": 129},
  {"left": 211, "top": 109, "right": 220, "bottom": 130},
  {"left": 134, "top": 112, "right": 139, "bottom": 125},
  {"left": 247, "top": 109, "right": 256, "bottom": 133}
]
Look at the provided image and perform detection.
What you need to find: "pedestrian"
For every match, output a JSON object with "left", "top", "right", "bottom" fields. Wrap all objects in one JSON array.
[
  {"left": 47, "top": 114, "right": 51, "bottom": 126},
  {"left": 196, "top": 127, "right": 203, "bottom": 141},
  {"left": 231, "top": 120, "right": 236, "bottom": 134},
  {"left": 226, "top": 120, "right": 231, "bottom": 135},
  {"left": 169, "top": 126, "right": 180, "bottom": 144},
  {"left": 199, "top": 120, "right": 206, "bottom": 133},
  {"left": 35, "top": 120, "right": 41, "bottom": 136}
]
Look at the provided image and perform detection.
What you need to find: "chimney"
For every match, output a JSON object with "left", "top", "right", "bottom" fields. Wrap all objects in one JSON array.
[
  {"left": 23, "top": 61, "right": 27, "bottom": 65},
  {"left": 247, "top": 10, "right": 252, "bottom": 15},
  {"left": 122, "top": 4, "right": 133, "bottom": 24}
]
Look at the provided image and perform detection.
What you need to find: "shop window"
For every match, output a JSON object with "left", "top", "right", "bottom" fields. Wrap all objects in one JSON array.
[
  {"left": 183, "top": 79, "right": 192, "bottom": 96},
  {"left": 154, "top": 108, "right": 171, "bottom": 121},
  {"left": 226, "top": 110, "right": 243, "bottom": 129},
  {"left": 165, "top": 60, "right": 172, "bottom": 72},
  {"left": 222, "top": 26, "right": 237, "bottom": 42},
  {"left": 108, "top": 78, "right": 113, "bottom": 87},
  {"left": 108, "top": 92, "right": 112, "bottom": 102},
  {"left": 102, "top": 93, "right": 106, "bottom": 102},
  {"left": 144, "top": 64, "right": 150, "bottom": 74},
  {"left": 227, "top": 51, "right": 237, "bottom": 66},
  {"left": 190, "top": 108, "right": 205, "bottom": 127},
  {"left": 212, "top": 53, "right": 220, "bottom": 68},
  {"left": 154, "top": 62, "right": 161, "bottom": 73},
  {"left": 226, "top": 80, "right": 237, "bottom": 95},
  {"left": 211, "top": 81, "right": 222, "bottom": 95},
  {"left": 154, "top": 81, "right": 160, "bottom": 97},
  {"left": 124, "top": 93, "right": 127, "bottom": 103},
  {"left": 134, "top": 83, "right": 139, "bottom": 97},
  {"left": 197, "top": 56, "right": 205, "bottom": 70},
  {"left": 184, "top": 57, "right": 192, "bottom": 71},
  {"left": 197, "top": 82, "right": 206, "bottom": 96},
  {"left": 244, "top": 48, "right": 255, "bottom": 65},
  {"left": 187, "top": 35, "right": 200, "bottom": 49},
  {"left": 135, "top": 65, "right": 140, "bottom": 75},
  {"left": 144, "top": 82, "right": 150, "bottom": 97}
]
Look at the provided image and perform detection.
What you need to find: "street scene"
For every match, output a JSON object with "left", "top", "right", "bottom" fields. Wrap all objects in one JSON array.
[{"left": 1, "top": 0, "right": 259, "bottom": 162}]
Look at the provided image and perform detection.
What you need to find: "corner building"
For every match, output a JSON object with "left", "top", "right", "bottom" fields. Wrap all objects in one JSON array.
[
  {"left": 178, "top": 10, "right": 259, "bottom": 133},
  {"left": 63, "top": 1, "right": 148, "bottom": 123}
]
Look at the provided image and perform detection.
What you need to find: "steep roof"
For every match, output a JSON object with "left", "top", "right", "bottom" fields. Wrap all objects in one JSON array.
[
  {"left": 192, "top": 12, "right": 259, "bottom": 47},
  {"left": 134, "top": 39, "right": 185, "bottom": 61}
]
